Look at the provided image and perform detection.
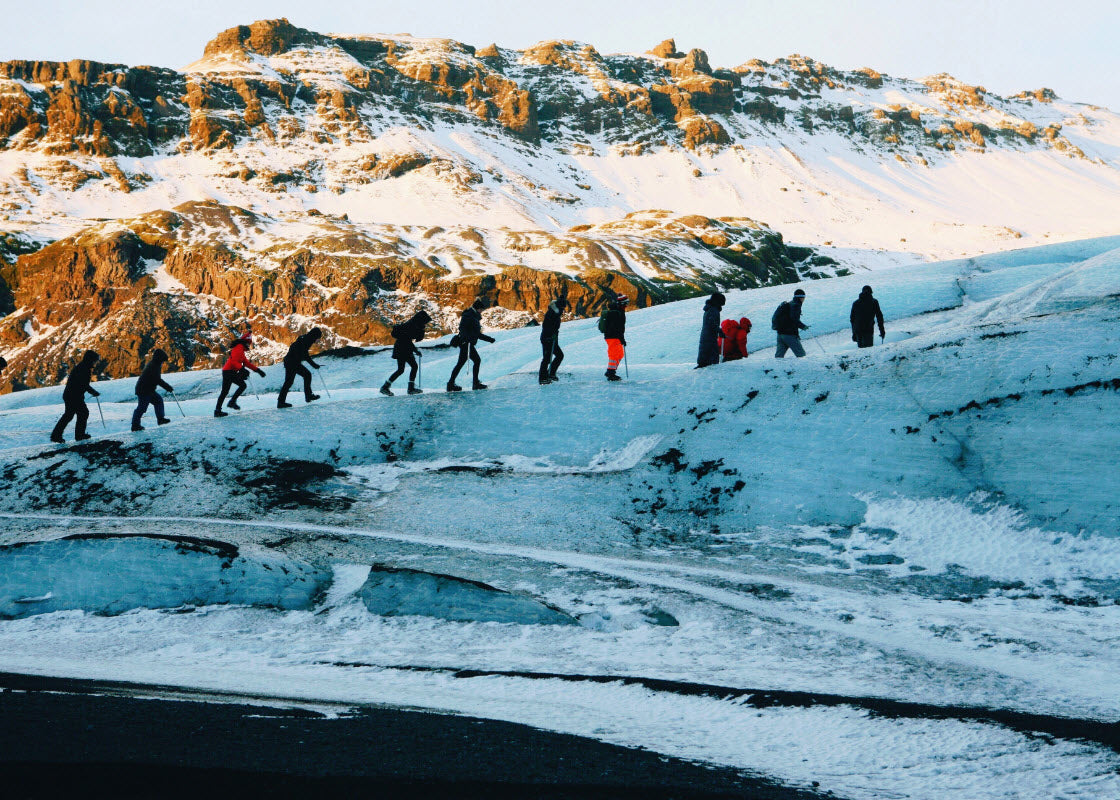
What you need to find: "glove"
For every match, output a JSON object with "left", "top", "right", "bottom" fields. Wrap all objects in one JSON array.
[
  {"left": 621, "top": 339, "right": 627, "bottom": 347},
  {"left": 90, "top": 389, "right": 100, "bottom": 397},
  {"left": 256, "top": 368, "right": 266, "bottom": 377},
  {"left": 880, "top": 330, "right": 886, "bottom": 340},
  {"left": 312, "top": 364, "right": 320, "bottom": 370}
]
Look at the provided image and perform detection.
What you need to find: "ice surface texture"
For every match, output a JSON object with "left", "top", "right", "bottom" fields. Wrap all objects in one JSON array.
[
  {"left": 0, "top": 535, "right": 329, "bottom": 618},
  {"left": 359, "top": 565, "right": 577, "bottom": 626}
]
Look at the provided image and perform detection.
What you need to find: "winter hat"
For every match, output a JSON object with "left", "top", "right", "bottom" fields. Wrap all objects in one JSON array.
[
  {"left": 615, "top": 293, "right": 629, "bottom": 305},
  {"left": 82, "top": 349, "right": 100, "bottom": 363},
  {"left": 472, "top": 297, "right": 487, "bottom": 310},
  {"left": 739, "top": 317, "right": 752, "bottom": 332},
  {"left": 710, "top": 292, "right": 726, "bottom": 307},
  {"left": 793, "top": 288, "right": 806, "bottom": 298},
  {"left": 861, "top": 285, "right": 873, "bottom": 295},
  {"left": 308, "top": 326, "right": 323, "bottom": 340},
  {"left": 555, "top": 297, "right": 568, "bottom": 310},
  {"left": 152, "top": 348, "right": 168, "bottom": 362}
]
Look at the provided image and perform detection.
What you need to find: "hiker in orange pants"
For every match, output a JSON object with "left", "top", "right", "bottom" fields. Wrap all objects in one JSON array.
[{"left": 601, "top": 293, "right": 628, "bottom": 381}]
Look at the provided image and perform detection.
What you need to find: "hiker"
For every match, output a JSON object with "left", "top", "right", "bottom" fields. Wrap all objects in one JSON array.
[
  {"left": 215, "top": 335, "right": 264, "bottom": 417},
  {"left": 773, "top": 288, "right": 809, "bottom": 358},
  {"left": 721, "top": 317, "right": 751, "bottom": 361},
  {"left": 447, "top": 298, "right": 495, "bottom": 392},
  {"left": 850, "top": 285, "right": 885, "bottom": 348},
  {"left": 538, "top": 298, "right": 567, "bottom": 385},
  {"left": 697, "top": 293, "right": 726, "bottom": 368},
  {"left": 601, "top": 293, "right": 628, "bottom": 381},
  {"left": 381, "top": 311, "right": 431, "bottom": 396},
  {"left": 0, "top": 355, "right": 6, "bottom": 373},
  {"left": 50, "top": 350, "right": 100, "bottom": 443},
  {"left": 131, "top": 349, "right": 173, "bottom": 431},
  {"left": 278, "top": 327, "right": 323, "bottom": 408}
]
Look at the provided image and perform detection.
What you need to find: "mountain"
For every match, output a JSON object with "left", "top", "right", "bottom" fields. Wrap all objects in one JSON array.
[
  {"left": 2, "top": 237, "right": 1119, "bottom": 798},
  {"left": 1, "top": 18, "right": 1119, "bottom": 389}
]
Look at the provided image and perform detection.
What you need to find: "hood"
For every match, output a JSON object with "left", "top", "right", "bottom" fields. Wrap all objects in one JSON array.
[
  {"left": 861, "top": 285, "right": 874, "bottom": 297},
  {"left": 739, "top": 317, "right": 752, "bottom": 331},
  {"left": 720, "top": 318, "right": 740, "bottom": 334},
  {"left": 151, "top": 348, "right": 168, "bottom": 363},
  {"left": 81, "top": 350, "right": 100, "bottom": 365},
  {"left": 308, "top": 326, "right": 323, "bottom": 341},
  {"left": 413, "top": 310, "right": 432, "bottom": 325}
]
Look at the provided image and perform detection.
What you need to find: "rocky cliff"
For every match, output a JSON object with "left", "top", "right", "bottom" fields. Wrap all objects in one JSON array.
[{"left": 1, "top": 19, "right": 1118, "bottom": 390}]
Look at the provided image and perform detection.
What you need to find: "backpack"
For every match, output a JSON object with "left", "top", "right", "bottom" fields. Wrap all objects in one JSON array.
[
  {"left": 391, "top": 323, "right": 404, "bottom": 339},
  {"left": 771, "top": 302, "right": 789, "bottom": 331},
  {"left": 597, "top": 306, "right": 610, "bottom": 334}
]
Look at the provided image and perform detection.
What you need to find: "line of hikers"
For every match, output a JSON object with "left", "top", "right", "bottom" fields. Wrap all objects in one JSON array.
[
  {"left": 696, "top": 285, "right": 886, "bottom": 366},
  {"left": 41, "top": 285, "right": 884, "bottom": 442}
]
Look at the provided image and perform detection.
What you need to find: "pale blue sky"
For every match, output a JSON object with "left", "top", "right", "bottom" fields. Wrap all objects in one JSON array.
[{"left": 1, "top": 0, "right": 1117, "bottom": 109}]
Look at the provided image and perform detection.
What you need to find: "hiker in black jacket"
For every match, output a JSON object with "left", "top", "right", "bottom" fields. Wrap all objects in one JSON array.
[
  {"left": 773, "top": 288, "right": 809, "bottom": 358},
  {"left": 131, "top": 349, "right": 173, "bottom": 431},
  {"left": 0, "top": 355, "right": 6, "bottom": 374},
  {"left": 381, "top": 311, "right": 431, "bottom": 396},
  {"left": 538, "top": 298, "right": 567, "bottom": 385},
  {"left": 602, "top": 294, "right": 628, "bottom": 381},
  {"left": 277, "top": 327, "right": 323, "bottom": 408},
  {"left": 447, "top": 298, "right": 495, "bottom": 392},
  {"left": 697, "top": 293, "right": 726, "bottom": 368},
  {"left": 50, "top": 350, "right": 101, "bottom": 443},
  {"left": 850, "top": 285, "right": 886, "bottom": 348}
]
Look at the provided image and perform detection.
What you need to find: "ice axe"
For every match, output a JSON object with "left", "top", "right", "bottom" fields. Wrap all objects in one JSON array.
[{"left": 169, "top": 390, "right": 186, "bottom": 418}]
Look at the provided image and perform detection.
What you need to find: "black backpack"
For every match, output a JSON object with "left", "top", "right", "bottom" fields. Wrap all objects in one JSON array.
[{"left": 771, "top": 302, "right": 790, "bottom": 331}]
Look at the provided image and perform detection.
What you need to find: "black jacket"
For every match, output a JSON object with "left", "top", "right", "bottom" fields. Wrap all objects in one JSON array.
[
  {"left": 774, "top": 299, "right": 808, "bottom": 337},
  {"left": 284, "top": 332, "right": 321, "bottom": 368},
  {"left": 458, "top": 306, "right": 495, "bottom": 346},
  {"left": 697, "top": 298, "right": 723, "bottom": 365},
  {"left": 392, "top": 311, "right": 431, "bottom": 359},
  {"left": 540, "top": 302, "right": 562, "bottom": 343},
  {"left": 850, "top": 291, "right": 885, "bottom": 335},
  {"left": 602, "top": 305, "right": 626, "bottom": 342},
  {"left": 135, "top": 353, "right": 172, "bottom": 396},
  {"left": 63, "top": 351, "right": 100, "bottom": 402}
]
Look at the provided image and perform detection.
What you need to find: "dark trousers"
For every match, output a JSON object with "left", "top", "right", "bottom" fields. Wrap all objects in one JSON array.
[
  {"left": 387, "top": 355, "right": 418, "bottom": 385},
  {"left": 855, "top": 330, "right": 876, "bottom": 348},
  {"left": 51, "top": 398, "right": 89, "bottom": 440},
  {"left": 448, "top": 342, "right": 480, "bottom": 385},
  {"left": 216, "top": 369, "right": 247, "bottom": 410},
  {"left": 539, "top": 339, "right": 563, "bottom": 380},
  {"left": 278, "top": 362, "right": 312, "bottom": 402},
  {"left": 132, "top": 393, "right": 165, "bottom": 427}
]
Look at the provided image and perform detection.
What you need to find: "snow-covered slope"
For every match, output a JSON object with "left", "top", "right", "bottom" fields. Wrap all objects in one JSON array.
[{"left": 0, "top": 236, "right": 1117, "bottom": 798}]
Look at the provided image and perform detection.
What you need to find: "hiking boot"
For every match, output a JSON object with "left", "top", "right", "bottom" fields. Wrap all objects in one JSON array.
[
  {"left": 157, "top": 418, "right": 171, "bottom": 425},
  {"left": 131, "top": 424, "right": 145, "bottom": 432},
  {"left": 472, "top": 381, "right": 488, "bottom": 390},
  {"left": 227, "top": 401, "right": 240, "bottom": 410},
  {"left": 407, "top": 384, "right": 423, "bottom": 395},
  {"left": 380, "top": 383, "right": 393, "bottom": 397},
  {"left": 75, "top": 433, "right": 92, "bottom": 441},
  {"left": 605, "top": 370, "right": 621, "bottom": 382},
  {"left": 50, "top": 434, "right": 64, "bottom": 444},
  {"left": 307, "top": 394, "right": 321, "bottom": 403},
  {"left": 277, "top": 401, "right": 293, "bottom": 409},
  {"left": 214, "top": 409, "right": 228, "bottom": 418},
  {"left": 548, "top": 373, "right": 559, "bottom": 382},
  {"left": 447, "top": 383, "right": 462, "bottom": 392},
  {"left": 538, "top": 376, "right": 553, "bottom": 385}
]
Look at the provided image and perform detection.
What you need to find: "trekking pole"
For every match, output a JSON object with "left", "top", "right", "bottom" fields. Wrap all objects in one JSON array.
[
  {"left": 623, "top": 348, "right": 630, "bottom": 378},
  {"left": 169, "top": 390, "right": 186, "bottom": 418},
  {"left": 417, "top": 352, "right": 423, "bottom": 390},
  {"left": 94, "top": 396, "right": 106, "bottom": 429},
  {"left": 813, "top": 337, "right": 827, "bottom": 356},
  {"left": 246, "top": 373, "right": 260, "bottom": 401},
  {"left": 317, "top": 369, "right": 332, "bottom": 399}
]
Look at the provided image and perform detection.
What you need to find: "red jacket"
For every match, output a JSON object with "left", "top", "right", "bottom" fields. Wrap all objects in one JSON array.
[
  {"left": 222, "top": 342, "right": 258, "bottom": 372},
  {"left": 720, "top": 318, "right": 751, "bottom": 360}
]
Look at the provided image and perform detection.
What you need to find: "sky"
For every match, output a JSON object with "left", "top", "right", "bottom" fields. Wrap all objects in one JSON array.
[{"left": 0, "top": 0, "right": 1117, "bottom": 109}]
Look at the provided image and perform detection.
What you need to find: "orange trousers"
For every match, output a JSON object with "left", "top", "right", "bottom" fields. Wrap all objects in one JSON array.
[{"left": 606, "top": 339, "right": 624, "bottom": 370}]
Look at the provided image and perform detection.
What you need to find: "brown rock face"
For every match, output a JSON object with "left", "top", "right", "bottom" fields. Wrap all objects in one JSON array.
[
  {"left": 649, "top": 39, "right": 683, "bottom": 59},
  {"left": 203, "top": 18, "right": 318, "bottom": 57}
]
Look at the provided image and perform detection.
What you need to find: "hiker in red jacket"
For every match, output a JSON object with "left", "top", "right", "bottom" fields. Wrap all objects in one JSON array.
[
  {"left": 721, "top": 317, "right": 751, "bottom": 361},
  {"left": 215, "top": 336, "right": 265, "bottom": 417}
]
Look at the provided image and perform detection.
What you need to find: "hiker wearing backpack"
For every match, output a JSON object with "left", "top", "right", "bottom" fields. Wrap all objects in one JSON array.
[
  {"left": 50, "top": 349, "right": 101, "bottom": 443},
  {"left": 447, "top": 298, "right": 495, "bottom": 392},
  {"left": 382, "top": 311, "right": 431, "bottom": 396},
  {"left": 850, "top": 285, "right": 886, "bottom": 348},
  {"left": 538, "top": 298, "right": 567, "bottom": 385},
  {"left": 772, "top": 288, "right": 809, "bottom": 358},
  {"left": 697, "top": 293, "right": 726, "bottom": 368},
  {"left": 600, "top": 293, "right": 628, "bottom": 381},
  {"left": 215, "top": 335, "right": 264, "bottom": 417},
  {"left": 277, "top": 327, "right": 323, "bottom": 408},
  {"left": 131, "top": 348, "right": 173, "bottom": 431},
  {"left": 721, "top": 317, "right": 751, "bottom": 361}
]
